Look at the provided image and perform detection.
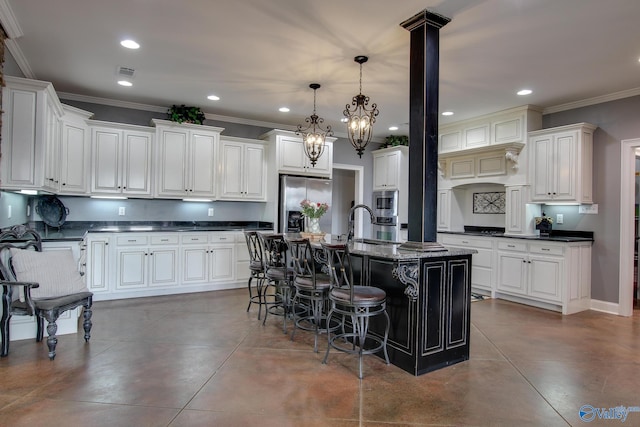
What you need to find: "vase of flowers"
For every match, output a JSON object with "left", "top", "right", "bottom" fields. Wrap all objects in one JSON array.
[{"left": 300, "top": 199, "right": 328, "bottom": 235}]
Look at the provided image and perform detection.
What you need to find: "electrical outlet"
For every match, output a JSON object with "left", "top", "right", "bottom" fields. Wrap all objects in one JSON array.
[
  {"left": 579, "top": 204, "right": 599, "bottom": 214},
  {"left": 208, "top": 208, "right": 214, "bottom": 217},
  {"left": 556, "top": 214, "right": 563, "bottom": 224},
  {"left": 118, "top": 207, "right": 126, "bottom": 216}
]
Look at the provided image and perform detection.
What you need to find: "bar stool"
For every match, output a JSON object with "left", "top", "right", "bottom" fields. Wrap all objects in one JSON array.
[
  {"left": 286, "top": 236, "right": 338, "bottom": 352},
  {"left": 244, "top": 230, "right": 267, "bottom": 320},
  {"left": 259, "top": 233, "right": 295, "bottom": 333},
  {"left": 321, "top": 242, "right": 390, "bottom": 379}
]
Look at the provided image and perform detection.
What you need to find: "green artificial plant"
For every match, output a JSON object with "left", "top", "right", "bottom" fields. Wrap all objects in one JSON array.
[
  {"left": 167, "top": 104, "right": 206, "bottom": 124},
  {"left": 382, "top": 135, "right": 409, "bottom": 148}
]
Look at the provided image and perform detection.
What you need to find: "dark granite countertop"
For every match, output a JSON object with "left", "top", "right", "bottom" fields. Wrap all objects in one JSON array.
[
  {"left": 283, "top": 234, "right": 475, "bottom": 261},
  {"left": 32, "top": 221, "right": 275, "bottom": 242},
  {"left": 438, "top": 229, "right": 594, "bottom": 243}
]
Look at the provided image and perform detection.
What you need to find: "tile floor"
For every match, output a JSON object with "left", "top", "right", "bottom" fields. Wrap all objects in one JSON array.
[{"left": 1, "top": 289, "right": 639, "bottom": 426}]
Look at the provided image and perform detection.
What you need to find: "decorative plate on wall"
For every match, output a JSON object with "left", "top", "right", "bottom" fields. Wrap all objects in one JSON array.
[{"left": 473, "top": 192, "right": 506, "bottom": 214}]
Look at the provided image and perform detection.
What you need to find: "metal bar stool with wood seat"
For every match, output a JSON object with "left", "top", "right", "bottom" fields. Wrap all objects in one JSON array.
[
  {"left": 244, "top": 230, "right": 268, "bottom": 320},
  {"left": 259, "top": 233, "right": 295, "bottom": 333},
  {"left": 285, "top": 236, "right": 338, "bottom": 352},
  {"left": 321, "top": 241, "right": 390, "bottom": 379}
]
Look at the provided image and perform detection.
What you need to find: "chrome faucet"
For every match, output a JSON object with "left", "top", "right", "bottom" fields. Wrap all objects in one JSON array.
[{"left": 347, "top": 204, "right": 375, "bottom": 242}]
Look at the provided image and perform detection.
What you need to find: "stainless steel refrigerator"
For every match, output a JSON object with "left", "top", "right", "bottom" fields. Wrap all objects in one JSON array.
[{"left": 279, "top": 175, "right": 332, "bottom": 233}]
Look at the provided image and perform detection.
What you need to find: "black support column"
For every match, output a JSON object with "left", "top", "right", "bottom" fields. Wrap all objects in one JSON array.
[{"left": 401, "top": 10, "right": 450, "bottom": 245}]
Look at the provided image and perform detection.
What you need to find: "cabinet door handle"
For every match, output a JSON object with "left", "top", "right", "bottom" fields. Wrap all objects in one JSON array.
[
  {"left": 462, "top": 240, "right": 469, "bottom": 244},
  {"left": 541, "top": 248, "right": 550, "bottom": 251},
  {"left": 161, "top": 239, "right": 169, "bottom": 242},
  {"left": 507, "top": 244, "right": 515, "bottom": 248},
  {"left": 127, "top": 239, "right": 137, "bottom": 242}
]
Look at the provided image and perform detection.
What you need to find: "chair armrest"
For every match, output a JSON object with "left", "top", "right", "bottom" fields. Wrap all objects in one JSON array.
[{"left": 0, "top": 280, "right": 40, "bottom": 289}]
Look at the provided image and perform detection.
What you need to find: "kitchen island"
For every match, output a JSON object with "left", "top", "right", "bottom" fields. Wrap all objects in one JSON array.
[{"left": 329, "top": 237, "right": 476, "bottom": 376}]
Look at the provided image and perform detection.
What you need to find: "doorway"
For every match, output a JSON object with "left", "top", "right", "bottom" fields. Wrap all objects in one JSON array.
[
  {"left": 619, "top": 138, "right": 640, "bottom": 316},
  {"left": 331, "top": 163, "right": 364, "bottom": 238}
]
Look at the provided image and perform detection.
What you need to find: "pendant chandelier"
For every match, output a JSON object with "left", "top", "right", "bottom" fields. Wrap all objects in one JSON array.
[
  {"left": 296, "top": 83, "right": 333, "bottom": 167},
  {"left": 344, "top": 55, "right": 379, "bottom": 157}
]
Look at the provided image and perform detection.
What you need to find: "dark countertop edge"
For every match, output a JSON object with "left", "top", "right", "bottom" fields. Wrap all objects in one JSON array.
[
  {"left": 438, "top": 230, "right": 594, "bottom": 243},
  {"left": 28, "top": 221, "right": 275, "bottom": 242}
]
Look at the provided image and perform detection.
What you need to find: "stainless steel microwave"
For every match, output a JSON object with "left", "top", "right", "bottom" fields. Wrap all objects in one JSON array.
[{"left": 372, "top": 190, "right": 398, "bottom": 216}]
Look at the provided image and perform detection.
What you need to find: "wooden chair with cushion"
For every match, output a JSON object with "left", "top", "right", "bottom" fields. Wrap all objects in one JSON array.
[{"left": 0, "top": 225, "right": 93, "bottom": 360}]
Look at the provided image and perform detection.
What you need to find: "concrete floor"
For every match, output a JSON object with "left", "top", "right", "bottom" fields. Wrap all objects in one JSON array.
[{"left": 1, "top": 288, "right": 639, "bottom": 426}]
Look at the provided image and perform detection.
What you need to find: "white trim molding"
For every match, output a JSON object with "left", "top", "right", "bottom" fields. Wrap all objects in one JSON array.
[
  {"left": 590, "top": 299, "right": 620, "bottom": 316},
  {"left": 618, "top": 137, "right": 640, "bottom": 317},
  {"left": 0, "top": 0, "right": 23, "bottom": 38}
]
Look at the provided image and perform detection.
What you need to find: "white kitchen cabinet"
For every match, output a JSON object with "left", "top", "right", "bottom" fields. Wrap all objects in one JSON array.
[
  {"left": 438, "top": 234, "right": 495, "bottom": 294},
  {"left": 0, "top": 76, "right": 64, "bottom": 191},
  {"left": 495, "top": 238, "right": 591, "bottom": 314},
  {"left": 90, "top": 121, "right": 154, "bottom": 197},
  {"left": 529, "top": 123, "right": 597, "bottom": 204},
  {"left": 372, "top": 146, "right": 408, "bottom": 191},
  {"left": 115, "top": 234, "right": 179, "bottom": 290},
  {"left": 181, "top": 233, "right": 235, "bottom": 284},
  {"left": 85, "top": 230, "right": 251, "bottom": 300},
  {"left": 219, "top": 137, "right": 267, "bottom": 201},
  {"left": 58, "top": 105, "right": 92, "bottom": 195},
  {"left": 437, "top": 189, "right": 452, "bottom": 231},
  {"left": 235, "top": 233, "right": 251, "bottom": 282},
  {"left": 153, "top": 119, "right": 224, "bottom": 199},
  {"left": 504, "top": 185, "right": 539, "bottom": 236},
  {"left": 85, "top": 235, "right": 110, "bottom": 294},
  {"left": 438, "top": 105, "right": 542, "bottom": 157},
  {"left": 261, "top": 129, "right": 334, "bottom": 178}
]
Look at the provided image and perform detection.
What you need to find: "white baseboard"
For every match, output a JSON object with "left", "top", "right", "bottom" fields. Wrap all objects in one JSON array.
[{"left": 590, "top": 299, "right": 621, "bottom": 315}]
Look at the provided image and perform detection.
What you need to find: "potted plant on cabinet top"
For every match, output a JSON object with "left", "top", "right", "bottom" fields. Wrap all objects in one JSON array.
[
  {"left": 381, "top": 135, "right": 409, "bottom": 149},
  {"left": 167, "top": 104, "right": 206, "bottom": 124}
]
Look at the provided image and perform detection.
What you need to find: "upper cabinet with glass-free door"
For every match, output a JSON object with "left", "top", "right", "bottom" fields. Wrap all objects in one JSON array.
[
  {"left": 153, "top": 119, "right": 224, "bottom": 199},
  {"left": 528, "top": 123, "right": 597, "bottom": 204},
  {"left": 90, "top": 121, "right": 154, "bottom": 197},
  {"left": 218, "top": 136, "right": 267, "bottom": 201}
]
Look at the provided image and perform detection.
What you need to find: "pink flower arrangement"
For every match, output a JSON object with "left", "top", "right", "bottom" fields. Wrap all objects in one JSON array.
[{"left": 300, "top": 199, "right": 329, "bottom": 219}]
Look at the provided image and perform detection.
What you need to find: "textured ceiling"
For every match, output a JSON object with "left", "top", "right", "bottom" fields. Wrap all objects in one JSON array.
[{"left": 4, "top": 0, "right": 640, "bottom": 140}]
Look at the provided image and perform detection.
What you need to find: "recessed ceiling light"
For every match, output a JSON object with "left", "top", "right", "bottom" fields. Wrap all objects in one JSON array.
[
  {"left": 117, "top": 80, "right": 133, "bottom": 87},
  {"left": 120, "top": 39, "right": 140, "bottom": 49},
  {"left": 517, "top": 89, "right": 532, "bottom": 96},
  {"left": 207, "top": 94, "right": 220, "bottom": 101},
  {"left": 389, "top": 126, "right": 399, "bottom": 131},
  {"left": 442, "top": 111, "right": 454, "bottom": 116},
  {"left": 279, "top": 107, "right": 290, "bottom": 113}
]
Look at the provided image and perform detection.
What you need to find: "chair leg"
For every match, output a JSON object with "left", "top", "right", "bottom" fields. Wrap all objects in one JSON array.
[
  {"left": 0, "top": 312, "right": 10, "bottom": 357},
  {"left": 382, "top": 309, "right": 390, "bottom": 365},
  {"left": 45, "top": 318, "right": 58, "bottom": 361},
  {"left": 322, "top": 308, "right": 335, "bottom": 364},
  {"left": 83, "top": 306, "right": 93, "bottom": 342},
  {"left": 246, "top": 275, "right": 254, "bottom": 312},
  {"left": 36, "top": 316, "right": 44, "bottom": 342}
]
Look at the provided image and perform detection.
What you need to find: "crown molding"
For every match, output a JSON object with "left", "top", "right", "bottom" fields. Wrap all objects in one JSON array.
[
  {"left": 56, "top": 91, "right": 358, "bottom": 140},
  {"left": 5, "top": 38, "right": 35, "bottom": 78},
  {"left": 0, "top": 0, "right": 22, "bottom": 38},
  {"left": 543, "top": 87, "right": 640, "bottom": 115}
]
